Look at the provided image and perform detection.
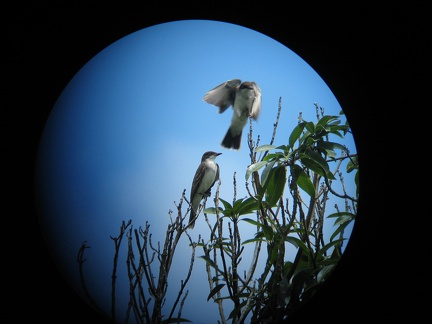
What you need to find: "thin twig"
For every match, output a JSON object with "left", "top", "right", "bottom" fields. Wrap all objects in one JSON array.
[{"left": 77, "top": 241, "right": 101, "bottom": 313}]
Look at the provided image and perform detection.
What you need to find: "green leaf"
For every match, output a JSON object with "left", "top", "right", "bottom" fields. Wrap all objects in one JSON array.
[
  {"left": 327, "top": 211, "right": 356, "bottom": 225},
  {"left": 263, "top": 152, "right": 285, "bottom": 161},
  {"left": 207, "top": 284, "right": 225, "bottom": 301},
  {"left": 300, "top": 157, "right": 327, "bottom": 178},
  {"left": 285, "top": 236, "right": 310, "bottom": 254},
  {"left": 289, "top": 122, "right": 306, "bottom": 148},
  {"left": 317, "top": 141, "right": 347, "bottom": 158},
  {"left": 218, "top": 198, "right": 233, "bottom": 213},
  {"left": 265, "top": 165, "right": 286, "bottom": 206},
  {"left": 317, "top": 115, "right": 339, "bottom": 127},
  {"left": 304, "top": 149, "right": 331, "bottom": 173},
  {"left": 329, "top": 124, "right": 350, "bottom": 136},
  {"left": 203, "top": 207, "right": 223, "bottom": 214},
  {"left": 314, "top": 125, "right": 331, "bottom": 139},
  {"left": 242, "top": 218, "right": 264, "bottom": 227},
  {"left": 275, "top": 145, "right": 290, "bottom": 154},
  {"left": 316, "top": 264, "right": 336, "bottom": 283},
  {"left": 269, "top": 244, "right": 278, "bottom": 263},
  {"left": 236, "top": 197, "right": 259, "bottom": 215},
  {"left": 318, "top": 238, "right": 345, "bottom": 255},
  {"left": 346, "top": 155, "right": 359, "bottom": 173},
  {"left": 245, "top": 160, "right": 268, "bottom": 181},
  {"left": 261, "top": 160, "right": 277, "bottom": 185},
  {"left": 255, "top": 144, "right": 277, "bottom": 152},
  {"left": 301, "top": 149, "right": 336, "bottom": 180},
  {"left": 327, "top": 211, "right": 356, "bottom": 218},
  {"left": 258, "top": 166, "right": 275, "bottom": 199},
  {"left": 162, "top": 318, "right": 192, "bottom": 323},
  {"left": 296, "top": 168, "right": 316, "bottom": 199},
  {"left": 233, "top": 198, "right": 246, "bottom": 210},
  {"left": 198, "top": 256, "right": 224, "bottom": 275},
  {"left": 262, "top": 224, "right": 274, "bottom": 241},
  {"left": 227, "top": 300, "right": 247, "bottom": 320},
  {"left": 305, "top": 121, "right": 315, "bottom": 133},
  {"left": 355, "top": 170, "right": 359, "bottom": 197},
  {"left": 330, "top": 221, "right": 352, "bottom": 242},
  {"left": 242, "top": 237, "right": 263, "bottom": 244},
  {"left": 334, "top": 215, "right": 354, "bottom": 226}
]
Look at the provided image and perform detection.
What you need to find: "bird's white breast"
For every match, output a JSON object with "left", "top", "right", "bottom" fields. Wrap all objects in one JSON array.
[
  {"left": 198, "top": 161, "right": 218, "bottom": 193},
  {"left": 235, "top": 89, "right": 255, "bottom": 113}
]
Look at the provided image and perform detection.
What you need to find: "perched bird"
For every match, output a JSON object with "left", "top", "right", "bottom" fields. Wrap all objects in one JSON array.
[
  {"left": 188, "top": 151, "right": 222, "bottom": 229},
  {"left": 203, "top": 79, "right": 262, "bottom": 150}
]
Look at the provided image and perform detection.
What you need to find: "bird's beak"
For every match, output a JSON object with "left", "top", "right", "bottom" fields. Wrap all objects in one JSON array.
[{"left": 216, "top": 152, "right": 222, "bottom": 156}]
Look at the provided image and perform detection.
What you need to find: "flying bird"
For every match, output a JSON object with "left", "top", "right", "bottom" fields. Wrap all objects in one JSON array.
[
  {"left": 188, "top": 151, "right": 222, "bottom": 229},
  {"left": 203, "top": 79, "right": 262, "bottom": 150}
]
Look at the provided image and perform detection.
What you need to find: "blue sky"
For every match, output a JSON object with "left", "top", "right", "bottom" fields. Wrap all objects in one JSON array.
[{"left": 35, "top": 20, "right": 357, "bottom": 323}]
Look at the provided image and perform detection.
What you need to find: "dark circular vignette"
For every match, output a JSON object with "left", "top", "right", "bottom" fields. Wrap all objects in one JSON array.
[{"left": 6, "top": 2, "right": 422, "bottom": 323}]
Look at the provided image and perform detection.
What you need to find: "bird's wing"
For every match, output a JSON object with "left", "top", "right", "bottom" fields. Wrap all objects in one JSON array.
[
  {"left": 249, "top": 82, "right": 262, "bottom": 120},
  {"left": 190, "top": 162, "right": 205, "bottom": 202},
  {"left": 213, "top": 163, "right": 220, "bottom": 187},
  {"left": 203, "top": 79, "right": 241, "bottom": 114}
]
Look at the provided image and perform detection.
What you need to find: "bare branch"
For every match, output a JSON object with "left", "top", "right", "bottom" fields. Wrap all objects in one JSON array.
[
  {"left": 77, "top": 241, "right": 101, "bottom": 314},
  {"left": 110, "top": 219, "right": 132, "bottom": 320}
]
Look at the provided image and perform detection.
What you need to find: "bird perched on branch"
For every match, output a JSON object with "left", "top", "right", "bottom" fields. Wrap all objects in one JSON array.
[
  {"left": 188, "top": 151, "right": 222, "bottom": 229},
  {"left": 203, "top": 79, "right": 262, "bottom": 150}
]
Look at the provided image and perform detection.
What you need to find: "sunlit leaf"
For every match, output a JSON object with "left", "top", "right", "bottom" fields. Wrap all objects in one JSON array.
[
  {"left": 255, "top": 144, "right": 277, "bottom": 152},
  {"left": 245, "top": 161, "right": 268, "bottom": 181},
  {"left": 261, "top": 160, "right": 277, "bottom": 186},
  {"left": 203, "top": 207, "right": 223, "bottom": 214}
]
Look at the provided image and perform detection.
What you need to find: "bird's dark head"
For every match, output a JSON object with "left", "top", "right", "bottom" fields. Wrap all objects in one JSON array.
[
  {"left": 201, "top": 151, "right": 222, "bottom": 161},
  {"left": 239, "top": 82, "right": 254, "bottom": 90}
]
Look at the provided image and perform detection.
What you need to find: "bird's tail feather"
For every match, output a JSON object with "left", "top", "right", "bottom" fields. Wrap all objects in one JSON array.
[
  {"left": 221, "top": 128, "right": 242, "bottom": 150},
  {"left": 188, "top": 209, "right": 197, "bottom": 229}
]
